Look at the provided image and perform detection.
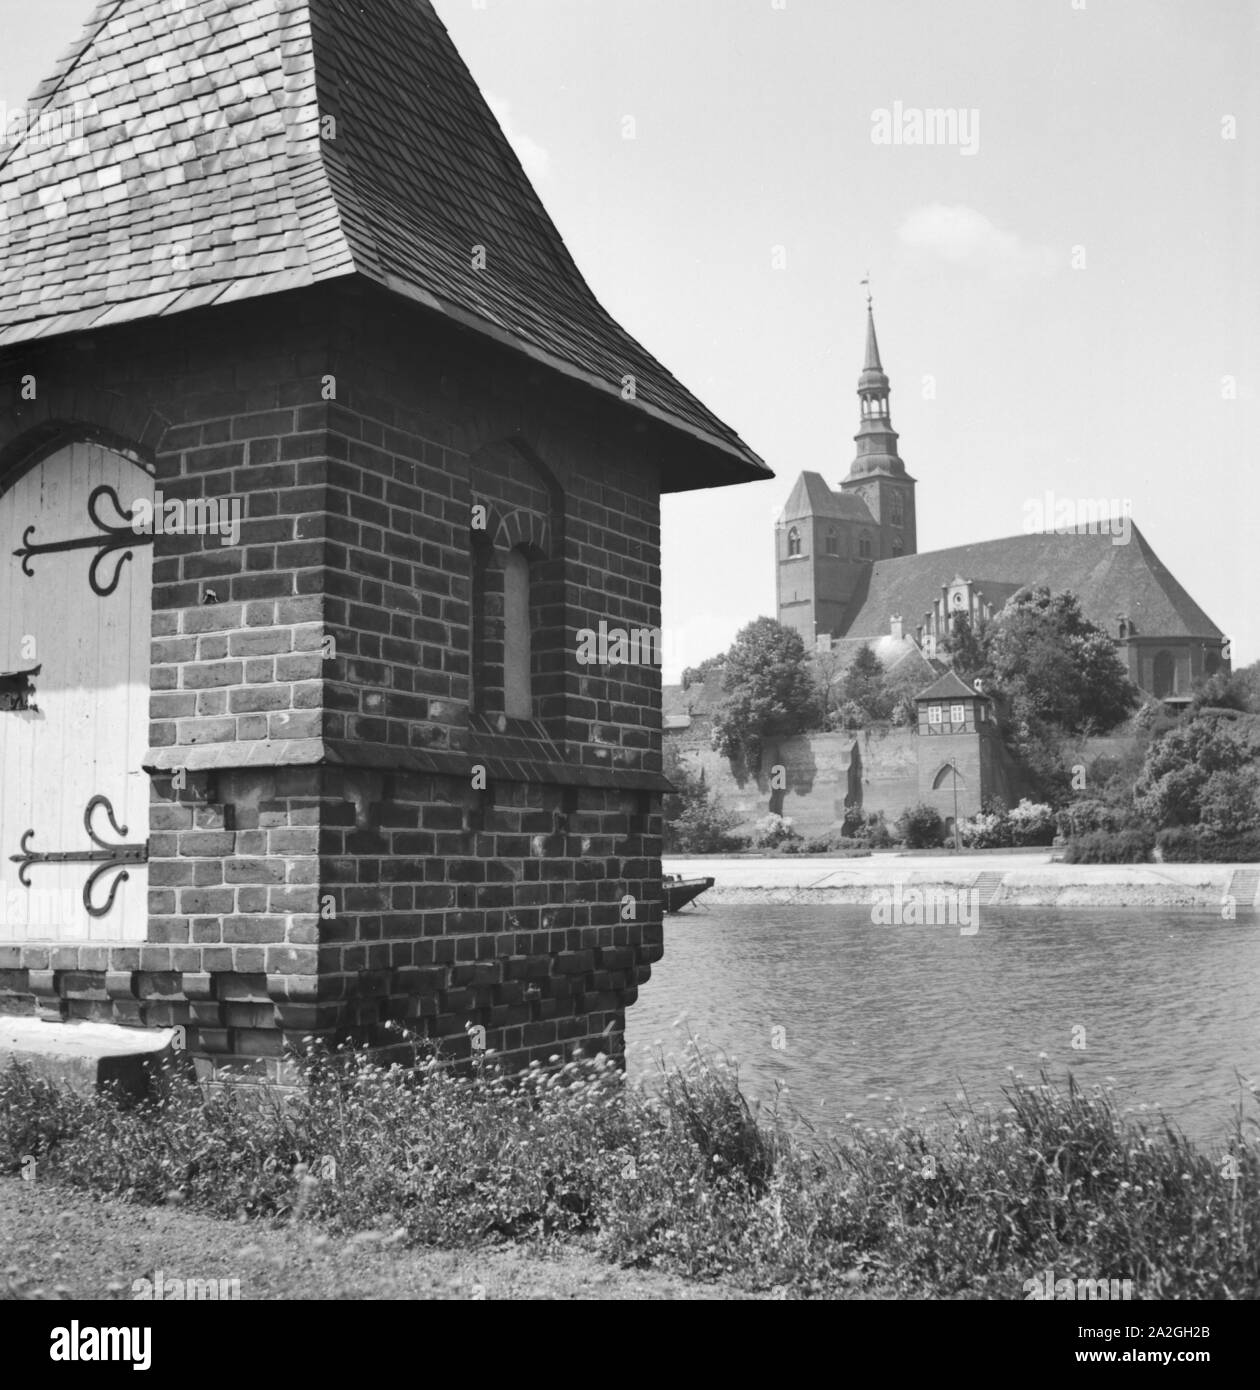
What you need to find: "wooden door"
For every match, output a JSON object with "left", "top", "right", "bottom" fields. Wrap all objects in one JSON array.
[{"left": 0, "top": 442, "right": 153, "bottom": 943}]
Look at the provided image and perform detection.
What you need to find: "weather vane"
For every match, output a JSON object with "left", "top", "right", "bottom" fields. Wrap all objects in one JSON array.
[{"left": 860, "top": 272, "right": 873, "bottom": 309}]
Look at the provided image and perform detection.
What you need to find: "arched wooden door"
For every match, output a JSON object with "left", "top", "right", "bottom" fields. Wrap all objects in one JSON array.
[{"left": 0, "top": 442, "right": 153, "bottom": 942}]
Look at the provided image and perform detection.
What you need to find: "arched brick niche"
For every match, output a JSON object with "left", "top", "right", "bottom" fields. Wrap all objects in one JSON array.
[{"left": 468, "top": 439, "right": 568, "bottom": 738}]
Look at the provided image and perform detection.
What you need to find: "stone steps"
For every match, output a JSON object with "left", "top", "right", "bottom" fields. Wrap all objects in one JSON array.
[
  {"left": 972, "top": 871, "right": 1006, "bottom": 905},
  {"left": 1226, "top": 868, "right": 1260, "bottom": 910}
]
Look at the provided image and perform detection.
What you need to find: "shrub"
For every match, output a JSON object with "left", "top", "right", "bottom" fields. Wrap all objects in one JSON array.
[
  {"left": 1156, "top": 827, "right": 1260, "bottom": 863},
  {"left": 750, "top": 813, "right": 800, "bottom": 851},
  {"left": 1055, "top": 797, "right": 1130, "bottom": 840},
  {"left": 1133, "top": 701, "right": 1162, "bottom": 731},
  {"left": 801, "top": 832, "right": 872, "bottom": 856},
  {"left": 958, "top": 811, "right": 1010, "bottom": 849},
  {"left": 1006, "top": 799, "right": 1057, "bottom": 847},
  {"left": 662, "top": 754, "right": 744, "bottom": 854},
  {"left": 898, "top": 803, "right": 945, "bottom": 850},
  {"left": 862, "top": 811, "right": 898, "bottom": 848},
  {"left": 1061, "top": 828, "right": 1155, "bottom": 863},
  {"left": 1134, "top": 712, "right": 1260, "bottom": 829}
]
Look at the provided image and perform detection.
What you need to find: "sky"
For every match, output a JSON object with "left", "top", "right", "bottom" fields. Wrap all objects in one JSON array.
[{"left": 2, "top": 0, "right": 1256, "bottom": 679}]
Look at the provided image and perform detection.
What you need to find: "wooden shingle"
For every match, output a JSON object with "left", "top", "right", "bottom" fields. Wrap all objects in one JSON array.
[{"left": 0, "top": 0, "right": 767, "bottom": 484}]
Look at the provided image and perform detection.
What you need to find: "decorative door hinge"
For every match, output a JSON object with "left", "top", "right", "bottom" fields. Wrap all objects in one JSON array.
[
  {"left": 13, "top": 484, "right": 154, "bottom": 597},
  {"left": 10, "top": 795, "right": 149, "bottom": 919}
]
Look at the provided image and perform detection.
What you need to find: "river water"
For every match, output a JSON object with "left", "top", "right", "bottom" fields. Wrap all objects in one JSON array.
[{"left": 625, "top": 905, "right": 1260, "bottom": 1147}]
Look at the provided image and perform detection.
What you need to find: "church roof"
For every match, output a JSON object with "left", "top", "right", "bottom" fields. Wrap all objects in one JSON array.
[
  {"left": 916, "top": 669, "right": 984, "bottom": 702},
  {"left": 0, "top": 0, "right": 767, "bottom": 487},
  {"left": 825, "top": 633, "right": 933, "bottom": 676},
  {"left": 843, "top": 526, "right": 1223, "bottom": 642},
  {"left": 780, "top": 471, "right": 875, "bottom": 523}
]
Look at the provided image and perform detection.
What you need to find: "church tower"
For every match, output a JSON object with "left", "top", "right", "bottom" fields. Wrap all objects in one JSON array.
[{"left": 838, "top": 298, "right": 917, "bottom": 559}]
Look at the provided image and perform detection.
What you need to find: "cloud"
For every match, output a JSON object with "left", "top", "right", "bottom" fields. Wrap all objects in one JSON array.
[
  {"left": 897, "top": 204, "right": 1056, "bottom": 279},
  {"left": 485, "top": 92, "right": 551, "bottom": 184}
]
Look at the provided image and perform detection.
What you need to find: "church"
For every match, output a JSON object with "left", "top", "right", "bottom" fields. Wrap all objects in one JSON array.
[{"left": 775, "top": 304, "right": 1229, "bottom": 704}]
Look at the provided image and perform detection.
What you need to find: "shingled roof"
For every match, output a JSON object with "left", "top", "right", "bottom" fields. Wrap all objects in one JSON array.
[
  {"left": 0, "top": 0, "right": 768, "bottom": 487},
  {"left": 915, "top": 668, "right": 983, "bottom": 702},
  {"left": 780, "top": 471, "right": 875, "bottom": 523},
  {"left": 842, "top": 526, "right": 1223, "bottom": 642}
]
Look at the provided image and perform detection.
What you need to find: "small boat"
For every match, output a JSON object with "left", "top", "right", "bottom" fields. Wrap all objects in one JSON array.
[{"left": 664, "top": 874, "right": 715, "bottom": 913}]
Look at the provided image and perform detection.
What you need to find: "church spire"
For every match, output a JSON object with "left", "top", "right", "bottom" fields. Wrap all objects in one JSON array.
[
  {"left": 862, "top": 278, "right": 883, "bottom": 374},
  {"left": 847, "top": 291, "right": 902, "bottom": 478},
  {"left": 839, "top": 283, "right": 916, "bottom": 559},
  {"left": 863, "top": 306, "right": 883, "bottom": 372}
]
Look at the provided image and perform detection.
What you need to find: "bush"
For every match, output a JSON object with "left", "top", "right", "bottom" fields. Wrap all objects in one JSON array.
[
  {"left": 839, "top": 808, "right": 895, "bottom": 847},
  {"left": 1061, "top": 828, "right": 1156, "bottom": 864},
  {"left": 861, "top": 811, "right": 897, "bottom": 848},
  {"left": 1007, "top": 799, "right": 1057, "bottom": 847},
  {"left": 1055, "top": 797, "right": 1131, "bottom": 840},
  {"left": 898, "top": 803, "right": 945, "bottom": 850},
  {"left": 801, "top": 832, "right": 872, "bottom": 857},
  {"left": 750, "top": 813, "right": 801, "bottom": 851},
  {"left": 663, "top": 754, "right": 744, "bottom": 854},
  {"left": 1156, "top": 827, "right": 1260, "bottom": 863},
  {"left": 958, "top": 811, "right": 1011, "bottom": 849}
]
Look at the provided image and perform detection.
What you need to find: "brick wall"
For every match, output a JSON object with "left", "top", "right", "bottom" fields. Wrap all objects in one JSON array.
[
  {"left": 666, "top": 725, "right": 923, "bottom": 836},
  {"left": 0, "top": 282, "right": 671, "bottom": 1077}
]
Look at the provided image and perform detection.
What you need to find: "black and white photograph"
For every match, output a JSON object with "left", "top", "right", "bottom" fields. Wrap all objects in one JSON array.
[{"left": 0, "top": 0, "right": 1256, "bottom": 1340}]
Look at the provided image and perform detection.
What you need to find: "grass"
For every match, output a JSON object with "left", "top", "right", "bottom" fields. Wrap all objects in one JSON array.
[{"left": 2, "top": 1031, "right": 1257, "bottom": 1299}]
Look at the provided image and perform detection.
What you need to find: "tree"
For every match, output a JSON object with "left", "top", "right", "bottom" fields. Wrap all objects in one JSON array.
[
  {"left": 662, "top": 746, "right": 743, "bottom": 853},
  {"left": 841, "top": 647, "right": 890, "bottom": 720},
  {"left": 882, "top": 658, "right": 931, "bottom": 727},
  {"left": 681, "top": 654, "right": 726, "bottom": 691},
  {"left": 985, "top": 587, "right": 1138, "bottom": 735},
  {"left": 940, "top": 611, "right": 988, "bottom": 683},
  {"left": 1190, "top": 660, "right": 1260, "bottom": 716},
  {"left": 810, "top": 646, "right": 847, "bottom": 730},
  {"left": 709, "top": 617, "right": 820, "bottom": 770},
  {"left": 1134, "top": 710, "right": 1260, "bottom": 829}
]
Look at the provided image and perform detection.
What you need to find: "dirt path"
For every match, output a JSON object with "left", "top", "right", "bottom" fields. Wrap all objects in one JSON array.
[{"left": 0, "top": 1178, "right": 758, "bottom": 1301}]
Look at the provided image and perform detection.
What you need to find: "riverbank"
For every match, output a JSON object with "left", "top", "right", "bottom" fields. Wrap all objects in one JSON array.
[
  {"left": 3, "top": 1047, "right": 1256, "bottom": 1300},
  {"left": 0, "top": 1177, "right": 753, "bottom": 1302},
  {"left": 664, "top": 852, "right": 1259, "bottom": 909}
]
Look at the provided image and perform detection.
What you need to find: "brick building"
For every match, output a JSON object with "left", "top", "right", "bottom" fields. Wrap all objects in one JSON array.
[
  {"left": 914, "top": 670, "right": 1020, "bottom": 831},
  {"left": 777, "top": 306, "right": 1228, "bottom": 702},
  {"left": 0, "top": 0, "right": 767, "bottom": 1077}
]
